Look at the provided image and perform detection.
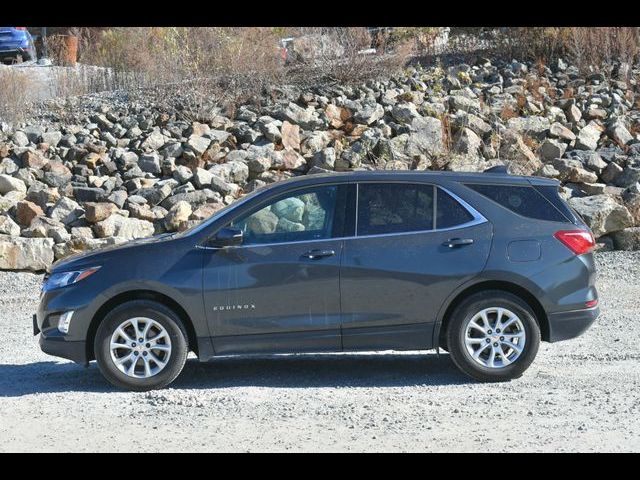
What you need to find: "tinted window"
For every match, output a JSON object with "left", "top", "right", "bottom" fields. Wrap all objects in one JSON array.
[
  {"left": 357, "top": 183, "right": 434, "bottom": 236},
  {"left": 436, "top": 188, "right": 474, "bottom": 228},
  {"left": 466, "top": 184, "right": 567, "bottom": 222},
  {"left": 532, "top": 185, "right": 577, "bottom": 224},
  {"left": 232, "top": 185, "right": 338, "bottom": 245}
]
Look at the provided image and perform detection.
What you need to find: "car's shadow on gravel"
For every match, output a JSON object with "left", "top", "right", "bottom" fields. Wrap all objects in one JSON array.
[{"left": 0, "top": 353, "right": 470, "bottom": 396}]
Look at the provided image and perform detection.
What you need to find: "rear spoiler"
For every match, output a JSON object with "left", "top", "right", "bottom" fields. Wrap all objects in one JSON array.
[{"left": 483, "top": 165, "right": 509, "bottom": 174}]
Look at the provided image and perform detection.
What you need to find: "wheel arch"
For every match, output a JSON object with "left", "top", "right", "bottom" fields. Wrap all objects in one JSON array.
[
  {"left": 86, "top": 290, "right": 198, "bottom": 362},
  {"left": 436, "top": 280, "right": 550, "bottom": 348}
]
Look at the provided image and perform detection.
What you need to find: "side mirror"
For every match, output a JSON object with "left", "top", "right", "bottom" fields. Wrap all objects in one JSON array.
[{"left": 210, "top": 227, "right": 243, "bottom": 247}]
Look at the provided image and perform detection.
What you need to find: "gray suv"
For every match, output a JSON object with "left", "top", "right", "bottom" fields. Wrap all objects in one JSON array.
[{"left": 35, "top": 170, "right": 599, "bottom": 391}]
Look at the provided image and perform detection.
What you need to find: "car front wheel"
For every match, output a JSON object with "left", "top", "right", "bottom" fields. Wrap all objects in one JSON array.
[
  {"left": 446, "top": 290, "right": 540, "bottom": 382},
  {"left": 94, "top": 300, "right": 189, "bottom": 391}
]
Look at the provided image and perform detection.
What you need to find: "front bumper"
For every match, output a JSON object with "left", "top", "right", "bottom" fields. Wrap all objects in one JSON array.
[
  {"left": 547, "top": 306, "right": 599, "bottom": 342},
  {"left": 39, "top": 335, "right": 87, "bottom": 364},
  {"left": 35, "top": 287, "right": 94, "bottom": 365}
]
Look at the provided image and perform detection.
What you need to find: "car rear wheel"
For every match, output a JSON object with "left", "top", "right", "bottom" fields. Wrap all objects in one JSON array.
[
  {"left": 446, "top": 290, "right": 540, "bottom": 382},
  {"left": 94, "top": 300, "right": 188, "bottom": 391}
]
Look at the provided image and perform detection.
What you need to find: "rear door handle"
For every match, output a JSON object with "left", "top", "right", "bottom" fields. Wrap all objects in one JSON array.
[
  {"left": 302, "top": 249, "right": 336, "bottom": 260},
  {"left": 443, "top": 238, "right": 474, "bottom": 248}
]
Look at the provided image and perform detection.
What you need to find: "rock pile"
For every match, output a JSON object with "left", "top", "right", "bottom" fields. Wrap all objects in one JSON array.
[{"left": 1, "top": 57, "right": 640, "bottom": 270}]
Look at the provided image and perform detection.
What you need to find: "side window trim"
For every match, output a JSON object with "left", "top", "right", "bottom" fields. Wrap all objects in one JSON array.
[{"left": 352, "top": 181, "right": 487, "bottom": 239}]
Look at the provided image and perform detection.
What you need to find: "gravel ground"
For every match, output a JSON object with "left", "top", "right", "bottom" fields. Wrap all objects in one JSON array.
[{"left": 1, "top": 251, "right": 639, "bottom": 452}]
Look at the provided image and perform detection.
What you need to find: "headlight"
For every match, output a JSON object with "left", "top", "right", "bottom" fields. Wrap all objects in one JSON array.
[{"left": 42, "top": 267, "right": 101, "bottom": 292}]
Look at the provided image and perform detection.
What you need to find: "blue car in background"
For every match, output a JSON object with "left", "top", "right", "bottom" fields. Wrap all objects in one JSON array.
[{"left": 0, "top": 27, "right": 36, "bottom": 63}]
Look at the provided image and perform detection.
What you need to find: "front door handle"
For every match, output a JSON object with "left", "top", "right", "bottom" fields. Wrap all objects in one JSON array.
[
  {"left": 443, "top": 238, "right": 474, "bottom": 248},
  {"left": 302, "top": 249, "right": 336, "bottom": 260}
]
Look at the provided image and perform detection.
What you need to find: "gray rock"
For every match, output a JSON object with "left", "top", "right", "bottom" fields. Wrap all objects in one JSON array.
[
  {"left": 246, "top": 208, "right": 278, "bottom": 234},
  {"left": 271, "top": 197, "right": 305, "bottom": 223},
  {"left": 12, "top": 131, "right": 29, "bottom": 147},
  {"left": 276, "top": 217, "right": 305, "bottom": 232},
  {"left": 506, "top": 116, "right": 550, "bottom": 139},
  {"left": 609, "top": 121, "right": 633, "bottom": 146},
  {"left": 451, "top": 112, "right": 491, "bottom": 137},
  {"left": 164, "top": 201, "right": 192, "bottom": 232},
  {"left": 498, "top": 131, "right": 542, "bottom": 176},
  {"left": 611, "top": 227, "right": 640, "bottom": 250},
  {"left": 449, "top": 95, "right": 480, "bottom": 114},
  {"left": 186, "top": 135, "right": 211, "bottom": 156},
  {"left": 73, "top": 186, "right": 108, "bottom": 203},
  {"left": 568, "top": 195, "right": 634, "bottom": 237},
  {"left": 353, "top": 101, "right": 384, "bottom": 125},
  {"left": 49, "top": 197, "right": 84, "bottom": 225},
  {"left": 548, "top": 122, "right": 576, "bottom": 141},
  {"left": 173, "top": 165, "right": 194, "bottom": 184},
  {"left": 0, "top": 215, "right": 20, "bottom": 236},
  {"left": 0, "top": 175, "right": 27, "bottom": 194},
  {"left": 575, "top": 122, "right": 603, "bottom": 151},
  {"left": 552, "top": 158, "right": 599, "bottom": 183},
  {"left": 391, "top": 103, "right": 421, "bottom": 124},
  {"left": 41, "top": 131, "right": 63, "bottom": 147},
  {"left": 139, "top": 153, "right": 161, "bottom": 175},
  {"left": 452, "top": 128, "right": 482, "bottom": 157},
  {"left": 193, "top": 168, "right": 213, "bottom": 189},
  {"left": 601, "top": 162, "right": 624, "bottom": 184},
  {"left": 311, "top": 148, "right": 336, "bottom": 170},
  {"left": 538, "top": 139, "right": 567, "bottom": 162},
  {"left": 140, "top": 130, "right": 166, "bottom": 151},
  {"left": 0, "top": 235, "right": 54, "bottom": 271},
  {"left": 616, "top": 164, "right": 640, "bottom": 188},
  {"left": 94, "top": 213, "right": 154, "bottom": 240}
]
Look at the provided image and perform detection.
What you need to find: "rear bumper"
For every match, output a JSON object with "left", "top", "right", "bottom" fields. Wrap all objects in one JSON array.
[
  {"left": 547, "top": 306, "right": 599, "bottom": 342},
  {"left": 0, "top": 47, "right": 34, "bottom": 60}
]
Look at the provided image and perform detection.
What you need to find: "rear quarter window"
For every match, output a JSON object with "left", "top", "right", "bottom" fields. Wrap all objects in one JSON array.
[{"left": 466, "top": 184, "right": 569, "bottom": 222}]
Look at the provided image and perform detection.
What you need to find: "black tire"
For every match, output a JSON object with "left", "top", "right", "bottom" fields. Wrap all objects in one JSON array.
[
  {"left": 446, "top": 290, "right": 540, "bottom": 382},
  {"left": 94, "top": 300, "right": 189, "bottom": 391}
]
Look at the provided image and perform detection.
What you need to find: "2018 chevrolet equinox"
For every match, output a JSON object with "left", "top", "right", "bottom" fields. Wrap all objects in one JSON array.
[{"left": 35, "top": 169, "right": 599, "bottom": 391}]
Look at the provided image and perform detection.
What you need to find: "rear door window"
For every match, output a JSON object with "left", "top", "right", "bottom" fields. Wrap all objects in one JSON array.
[
  {"left": 466, "top": 184, "right": 568, "bottom": 222},
  {"left": 357, "top": 183, "right": 434, "bottom": 236}
]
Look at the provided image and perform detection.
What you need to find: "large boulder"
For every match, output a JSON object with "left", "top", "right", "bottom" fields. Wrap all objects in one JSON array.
[
  {"left": 568, "top": 195, "right": 634, "bottom": 237},
  {"left": 0, "top": 235, "right": 54, "bottom": 271},
  {"left": 499, "top": 131, "right": 542, "bottom": 176},
  {"left": 94, "top": 213, "right": 154, "bottom": 240}
]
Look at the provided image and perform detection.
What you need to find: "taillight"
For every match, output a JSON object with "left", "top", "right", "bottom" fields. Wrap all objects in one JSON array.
[
  {"left": 554, "top": 229, "right": 595, "bottom": 255},
  {"left": 14, "top": 27, "right": 27, "bottom": 30}
]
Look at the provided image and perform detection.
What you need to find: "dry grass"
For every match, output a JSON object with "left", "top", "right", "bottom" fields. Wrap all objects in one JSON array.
[
  {"left": 0, "top": 68, "right": 34, "bottom": 123},
  {"left": 440, "top": 113, "right": 453, "bottom": 153}
]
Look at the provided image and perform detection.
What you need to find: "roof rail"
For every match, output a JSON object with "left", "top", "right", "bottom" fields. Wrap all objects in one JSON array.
[{"left": 484, "top": 165, "right": 509, "bottom": 174}]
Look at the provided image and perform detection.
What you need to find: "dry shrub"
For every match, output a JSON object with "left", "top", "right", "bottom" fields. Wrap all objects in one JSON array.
[
  {"left": 500, "top": 105, "right": 519, "bottom": 121},
  {"left": 522, "top": 134, "right": 539, "bottom": 152},
  {"left": 440, "top": 113, "right": 453, "bottom": 153},
  {"left": 81, "top": 27, "right": 286, "bottom": 104},
  {"left": 0, "top": 68, "right": 33, "bottom": 123},
  {"left": 286, "top": 27, "right": 408, "bottom": 86},
  {"left": 493, "top": 27, "right": 640, "bottom": 73},
  {"left": 567, "top": 27, "right": 640, "bottom": 73}
]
